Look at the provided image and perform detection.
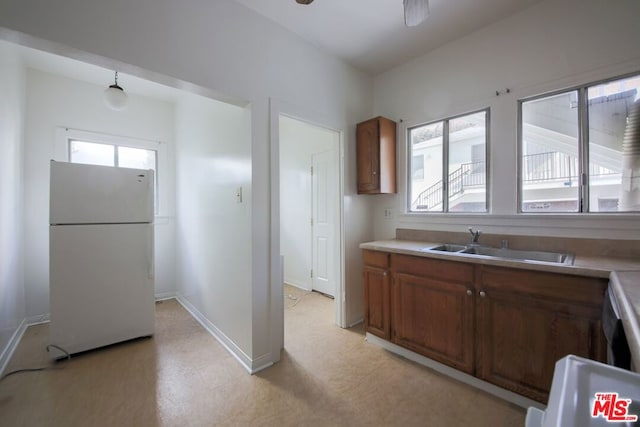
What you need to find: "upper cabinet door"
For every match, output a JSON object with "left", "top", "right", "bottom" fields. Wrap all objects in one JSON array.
[{"left": 356, "top": 117, "right": 396, "bottom": 194}]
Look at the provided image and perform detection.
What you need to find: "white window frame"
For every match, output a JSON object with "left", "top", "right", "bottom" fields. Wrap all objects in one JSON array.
[
  {"left": 517, "top": 71, "right": 640, "bottom": 214},
  {"left": 54, "top": 127, "right": 168, "bottom": 216},
  {"left": 406, "top": 108, "right": 490, "bottom": 214}
]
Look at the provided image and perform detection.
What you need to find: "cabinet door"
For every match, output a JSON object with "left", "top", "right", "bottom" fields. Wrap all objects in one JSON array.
[
  {"left": 356, "top": 119, "right": 380, "bottom": 194},
  {"left": 392, "top": 272, "right": 475, "bottom": 373},
  {"left": 363, "top": 265, "right": 391, "bottom": 339},
  {"left": 476, "top": 266, "right": 606, "bottom": 403}
]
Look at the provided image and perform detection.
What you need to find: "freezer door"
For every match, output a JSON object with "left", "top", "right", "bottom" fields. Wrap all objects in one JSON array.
[
  {"left": 50, "top": 223, "right": 155, "bottom": 355},
  {"left": 50, "top": 161, "right": 153, "bottom": 224}
]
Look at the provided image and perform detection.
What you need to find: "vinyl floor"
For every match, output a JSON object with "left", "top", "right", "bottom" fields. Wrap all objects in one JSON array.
[{"left": 0, "top": 285, "right": 525, "bottom": 426}]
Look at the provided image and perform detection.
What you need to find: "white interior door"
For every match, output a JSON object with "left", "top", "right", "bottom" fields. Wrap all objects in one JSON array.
[{"left": 311, "top": 149, "right": 337, "bottom": 297}]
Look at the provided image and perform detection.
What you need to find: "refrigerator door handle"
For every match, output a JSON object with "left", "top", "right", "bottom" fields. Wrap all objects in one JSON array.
[{"left": 148, "top": 226, "right": 155, "bottom": 280}]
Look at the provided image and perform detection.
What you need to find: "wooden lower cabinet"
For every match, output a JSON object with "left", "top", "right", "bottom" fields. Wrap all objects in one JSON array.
[
  {"left": 475, "top": 266, "right": 607, "bottom": 402},
  {"left": 362, "top": 250, "right": 608, "bottom": 403},
  {"left": 392, "top": 255, "right": 475, "bottom": 373},
  {"left": 363, "top": 250, "right": 391, "bottom": 340}
]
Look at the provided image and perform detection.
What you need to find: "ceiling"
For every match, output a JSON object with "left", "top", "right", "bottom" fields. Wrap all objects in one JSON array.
[
  {"left": 5, "top": 40, "right": 182, "bottom": 102},
  {"left": 232, "top": 0, "right": 544, "bottom": 75}
]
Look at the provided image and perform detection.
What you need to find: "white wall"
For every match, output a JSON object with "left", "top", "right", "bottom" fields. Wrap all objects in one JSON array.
[
  {"left": 0, "top": 41, "right": 26, "bottom": 365},
  {"left": 174, "top": 94, "right": 252, "bottom": 362},
  {"left": 373, "top": 0, "right": 640, "bottom": 240},
  {"left": 0, "top": 0, "right": 373, "bottom": 365},
  {"left": 23, "top": 69, "right": 176, "bottom": 317},
  {"left": 280, "top": 115, "right": 337, "bottom": 291}
]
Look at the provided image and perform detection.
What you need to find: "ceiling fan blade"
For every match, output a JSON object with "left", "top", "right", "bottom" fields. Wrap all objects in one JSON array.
[{"left": 404, "top": 0, "right": 429, "bottom": 27}]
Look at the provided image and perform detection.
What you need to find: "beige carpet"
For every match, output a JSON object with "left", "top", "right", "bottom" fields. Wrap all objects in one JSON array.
[{"left": 0, "top": 286, "right": 525, "bottom": 426}]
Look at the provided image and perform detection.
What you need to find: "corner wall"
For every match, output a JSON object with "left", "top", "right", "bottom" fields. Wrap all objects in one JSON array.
[
  {"left": 0, "top": 0, "right": 374, "bottom": 364},
  {"left": 373, "top": 0, "right": 640, "bottom": 240},
  {"left": 174, "top": 94, "right": 253, "bottom": 365},
  {"left": 23, "top": 69, "right": 176, "bottom": 317},
  {"left": 0, "top": 41, "right": 26, "bottom": 368}
]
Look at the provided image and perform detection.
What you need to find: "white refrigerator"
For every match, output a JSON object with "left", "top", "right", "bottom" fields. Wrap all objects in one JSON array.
[{"left": 49, "top": 161, "right": 155, "bottom": 357}]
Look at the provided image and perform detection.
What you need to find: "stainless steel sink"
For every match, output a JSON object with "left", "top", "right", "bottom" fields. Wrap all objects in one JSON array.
[
  {"left": 425, "top": 244, "right": 468, "bottom": 252},
  {"left": 423, "top": 243, "right": 574, "bottom": 265},
  {"left": 461, "top": 246, "right": 574, "bottom": 265}
]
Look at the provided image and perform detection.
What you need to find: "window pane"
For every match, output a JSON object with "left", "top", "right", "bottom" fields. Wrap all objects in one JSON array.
[
  {"left": 521, "top": 91, "right": 580, "bottom": 212},
  {"left": 69, "top": 140, "right": 115, "bottom": 166},
  {"left": 588, "top": 75, "right": 640, "bottom": 212},
  {"left": 409, "top": 122, "right": 443, "bottom": 212},
  {"left": 448, "top": 111, "right": 487, "bottom": 212},
  {"left": 118, "top": 146, "right": 157, "bottom": 172}
]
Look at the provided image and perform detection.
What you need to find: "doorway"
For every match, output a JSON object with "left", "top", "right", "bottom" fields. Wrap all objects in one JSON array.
[{"left": 279, "top": 115, "right": 341, "bottom": 301}]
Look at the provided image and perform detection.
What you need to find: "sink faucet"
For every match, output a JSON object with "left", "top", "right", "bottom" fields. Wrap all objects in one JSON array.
[{"left": 468, "top": 227, "right": 481, "bottom": 246}]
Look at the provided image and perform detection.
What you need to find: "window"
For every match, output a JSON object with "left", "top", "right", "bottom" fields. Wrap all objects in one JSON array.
[
  {"left": 408, "top": 109, "right": 489, "bottom": 213},
  {"left": 519, "top": 73, "right": 640, "bottom": 213},
  {"left": 69, "top": 140, "right": 157, "bottom": 172},
  {"left": 57, "top": 128, "right": 163, "bottom": 213}
]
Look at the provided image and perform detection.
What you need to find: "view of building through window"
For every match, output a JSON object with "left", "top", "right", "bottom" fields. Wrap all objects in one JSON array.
[
  {"left": 521, "top": 74, "right": 640, "bottom": 213},
  {"left": 409, "top": 110, "right": 488, "bottom": 212}
]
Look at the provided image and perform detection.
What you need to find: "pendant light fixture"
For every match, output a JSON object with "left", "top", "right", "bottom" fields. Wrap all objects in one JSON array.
[
  {"left": 104, "top": 71, "right": 128, "bottom": 111},
  {"left": 404, "top": 0, "right": 429, "bottom": 27}
]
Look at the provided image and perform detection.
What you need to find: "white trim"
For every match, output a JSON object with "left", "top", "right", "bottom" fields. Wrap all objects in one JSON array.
[
  {"left": 365, "top": 333, "right": 545, "bottom": 410},
  {"left": 394, "top": 211, "right": 640, "bottom": 239},
  {"left": 0, "top": 319, "right": 28, "bottom": 377},
  {"left": 175, "top": 295, "right": 272, "bottom": 374},
  {"left": 283, "top": 281, "right": 311, "bottom": 292},
  {"left": 347, "top": 317, "right": 364, "bottom": 328},
  {"left": 25, "top": 313, "right": 50, "bottom": 325},
  {"left": 270, "top": 97, "right": 347, "bottom": 331},
  {"left": 154, "top": 292, "right": 177, "bottom": 301}
]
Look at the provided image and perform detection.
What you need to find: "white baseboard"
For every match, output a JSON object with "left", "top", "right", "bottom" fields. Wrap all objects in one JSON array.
[
  {"left": 347, "top": 317, "right": 364, "bottom": 328},
  {"left": 26, "top": 313, "right": 50, "bottom": 325},
  {"left": 0, "top": 318, "right": 28, "bottom": 377},
  {"left": 365, "top": 333, "right": 545, "bottom": 410},
  {"left": 175, "top": 295, "right": 273, "bottom": 374},
  {"left": 155, "top": 291, "right": 177, "bottom": 301},
  {"left": 283, "top": 281, "right": 311, "bottom": 292}
]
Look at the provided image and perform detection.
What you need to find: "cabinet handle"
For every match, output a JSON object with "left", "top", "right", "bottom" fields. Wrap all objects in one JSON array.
[
  {"left": 383, "top": 270, "right": 388, "bottom": 277},
  {"left": 479, "top": 291, "right": 487, "bottom": 298},
  {"left": 466, "top": 289, "right": 473, "bottom": 296}
]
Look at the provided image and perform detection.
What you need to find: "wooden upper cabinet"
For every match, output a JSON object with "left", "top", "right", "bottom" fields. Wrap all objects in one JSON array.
[{"left": 356, "top": 116, "right": 396, "bottom": 194}]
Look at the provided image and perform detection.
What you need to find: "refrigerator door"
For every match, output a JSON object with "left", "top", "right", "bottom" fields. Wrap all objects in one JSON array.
[
  {"left": 50, "top": 161, "right": 153, "bottom": 224},
  {"left": 50, "top": 223, "right": 155, "bottom": 355}
]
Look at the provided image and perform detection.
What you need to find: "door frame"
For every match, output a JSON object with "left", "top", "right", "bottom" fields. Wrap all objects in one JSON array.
[{"left": 269, "top": 97, "right": 346, "bottom": 355}]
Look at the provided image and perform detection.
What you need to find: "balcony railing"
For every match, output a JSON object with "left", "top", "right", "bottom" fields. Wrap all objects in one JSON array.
[
  {"left": 413, "top": 161, "right": 485, "bottom": 210},
  {"left": 412, "top": 151, "right": 619, "bottom": 210}
]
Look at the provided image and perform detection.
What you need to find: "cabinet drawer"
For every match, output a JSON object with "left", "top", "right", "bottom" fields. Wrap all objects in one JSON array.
[
  {"left": 363, "top": 250, "right": 390, "bottom": 268},
  {"left": 392, "top": 254, "right": 473, "bottom": 283},
  {"left": 478, "top": 266, "right": 606, "bottom": 307}
]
